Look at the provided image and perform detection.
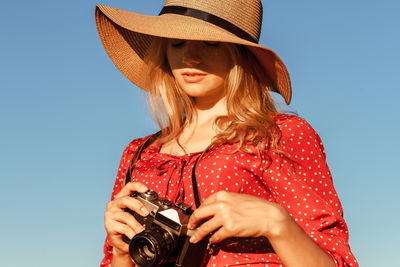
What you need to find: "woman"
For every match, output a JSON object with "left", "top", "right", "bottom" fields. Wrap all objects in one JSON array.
[{"left": 95, "top": 1, "right": 358, "bottom": 266}]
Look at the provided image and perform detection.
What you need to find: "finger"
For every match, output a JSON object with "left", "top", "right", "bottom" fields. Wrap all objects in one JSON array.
[
  {"left": 106, "top": 220, "right": 137, "bottom": 240},
  {"left": 188, "top": 202, "right": 224, "bottom": 228},
  {"left": 114, "top": 241, "right": 129, "bottom": 255},
  {"left": 189, "top": 217, "right": 222, "bottom": 244},
  {"left": 108, "top": 196, "right": 150, "bottom": 217},
  {"left": 209, "top": 226, "right": 233, "bottom": 243},
  {"left": 115, "top": 182, "right": 148, "bottom": 198},
  {"left": 105, "top": 211, "right": 145, "bottom": 236}
]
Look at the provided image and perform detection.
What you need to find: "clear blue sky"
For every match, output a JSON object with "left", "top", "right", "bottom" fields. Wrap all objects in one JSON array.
[{"left": 1, "top": 0, "right": 399, "bottom": 266}]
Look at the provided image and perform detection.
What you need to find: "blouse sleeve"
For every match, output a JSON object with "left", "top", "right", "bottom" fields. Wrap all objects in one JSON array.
[
  {"left": 262, "top": 116, "right": 358, "bottom": 267},
  {"left": 100, "top": 138, "right": 145, "bottom": 267}
]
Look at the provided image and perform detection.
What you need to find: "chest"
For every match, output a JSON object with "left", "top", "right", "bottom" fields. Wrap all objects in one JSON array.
[{"left": 131, "top": 146, "right": 275, "bottom": 207}]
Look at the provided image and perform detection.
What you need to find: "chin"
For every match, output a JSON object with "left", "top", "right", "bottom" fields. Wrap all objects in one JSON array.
[{"left": 180, "top": 85, "right": 224, "bottom": 99}]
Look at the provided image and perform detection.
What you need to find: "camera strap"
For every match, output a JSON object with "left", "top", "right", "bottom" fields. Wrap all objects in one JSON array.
[
  {"left": 191, "top": 149, "right": 208, "bottom": 208},
  {"left": 124, "top": 131, "right": 161, "bottom": 185},
  {"left": 124, "top": 131, "right": 206, "bottom": 208}
]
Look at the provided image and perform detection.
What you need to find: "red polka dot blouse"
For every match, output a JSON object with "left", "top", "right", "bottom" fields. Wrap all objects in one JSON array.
[{"left": 101, "top": 115, "right": 358, "bottom": 267}]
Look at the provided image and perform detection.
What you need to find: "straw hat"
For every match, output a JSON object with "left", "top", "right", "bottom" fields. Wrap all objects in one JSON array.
[{"left": 95, "top": 0, "right": 292, "bottom": 104}]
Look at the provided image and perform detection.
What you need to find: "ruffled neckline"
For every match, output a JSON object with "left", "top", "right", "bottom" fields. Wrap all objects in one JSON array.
[{"left": 147, "top": 140, "right": 205, "bottom": 160}]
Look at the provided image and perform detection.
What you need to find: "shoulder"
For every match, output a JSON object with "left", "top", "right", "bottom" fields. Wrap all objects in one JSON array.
[
  {"left": 123, "top": 137, "right": 147, "bottom": 154},
  {"left": 111, "top": 133, "right": 155, "bottom": 198},
  {"left": 117, "top": 134, "right": 156, "bottom": 168},
  {"left": 274, "top": 114, "right": 316, "bottom": 134},
  {"left": 274, "top": 114, "right": 321, "bottom": 142},
  {"left": 122, "top": 133, "right": 154, "bottom": 155},
  {"left": 273, "top": 114, "right": 326, "bottom": 157}
]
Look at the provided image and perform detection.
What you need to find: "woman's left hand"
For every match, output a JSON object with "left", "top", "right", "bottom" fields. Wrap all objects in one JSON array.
[{"left": 188, "top": 191, "right": 292, "bottom": 244}]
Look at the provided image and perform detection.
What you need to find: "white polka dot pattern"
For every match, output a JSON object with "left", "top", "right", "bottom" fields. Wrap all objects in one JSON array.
[{"left": 100, "top": 115, "right": 358, "bottom": 267}]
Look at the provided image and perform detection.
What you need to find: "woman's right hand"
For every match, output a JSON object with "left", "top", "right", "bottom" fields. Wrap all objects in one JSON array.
[{"left": 104, "top": 182, "right": 150, "bottom": 257}]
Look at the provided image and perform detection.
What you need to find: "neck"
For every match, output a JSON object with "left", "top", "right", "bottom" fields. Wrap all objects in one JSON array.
[
  {"left": 160, "top": 96, "right": 227, "bottom": 155},
  {"left": 190, "top": 96, "right": 227, "bottom": 128}
]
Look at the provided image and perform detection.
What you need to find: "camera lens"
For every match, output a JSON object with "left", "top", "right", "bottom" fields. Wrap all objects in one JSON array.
[{"left": 129, "top": 227, "right": 175, "bottom": 267}]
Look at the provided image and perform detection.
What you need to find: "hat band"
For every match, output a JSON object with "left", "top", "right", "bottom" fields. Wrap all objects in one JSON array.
[{"left": 159, "top": 5, "right": 258, "bottom": 43}]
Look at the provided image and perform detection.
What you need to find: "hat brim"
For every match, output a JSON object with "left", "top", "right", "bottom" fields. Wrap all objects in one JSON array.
[{"left": 95, "top": 5, "right": 292, "bottom": 104}]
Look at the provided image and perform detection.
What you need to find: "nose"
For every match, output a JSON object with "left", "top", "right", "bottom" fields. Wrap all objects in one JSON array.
[{"left": 182, "top": 41, "right": 201, "bottom": 66}]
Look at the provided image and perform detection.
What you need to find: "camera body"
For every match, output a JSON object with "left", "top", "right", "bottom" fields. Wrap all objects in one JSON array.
[{"left": 125, "top": 189, "right": 211, "bottom": 267}]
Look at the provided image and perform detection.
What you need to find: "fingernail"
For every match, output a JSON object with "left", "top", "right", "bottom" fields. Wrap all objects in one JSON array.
[
  {"left": 189, "top": 236, "right": 198, "bottom": 243},
  {"left": 141, "top": 207, "right": 149, "bottom": 215}
]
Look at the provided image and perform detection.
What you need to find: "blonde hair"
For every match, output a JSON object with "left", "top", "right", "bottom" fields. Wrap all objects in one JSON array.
[{"left": 144, "top": 37, "right": 281, "bottom": 153}]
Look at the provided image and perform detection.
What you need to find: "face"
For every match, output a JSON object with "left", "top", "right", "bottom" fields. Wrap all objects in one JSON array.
[{"left": 166, "top": 39, "right": 232, "bottom": 103}]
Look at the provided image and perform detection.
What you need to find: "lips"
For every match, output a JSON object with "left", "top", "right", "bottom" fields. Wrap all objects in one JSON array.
[{"left": 182, "top": 71, "right": 206, "bottom": 83}]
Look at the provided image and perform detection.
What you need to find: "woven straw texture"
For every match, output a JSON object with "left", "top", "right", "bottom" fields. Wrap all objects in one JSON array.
[
  {"left": 164, "top": 0, "right": 263, "bottom": 42},
  {"left": 95, "top": 0, "right": 292, "bottom": 104}
]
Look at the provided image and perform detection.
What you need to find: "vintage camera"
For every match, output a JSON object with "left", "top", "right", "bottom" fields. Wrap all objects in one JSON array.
[{"left": 124, "top": 189, "right": 212, "bottom": 267}]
